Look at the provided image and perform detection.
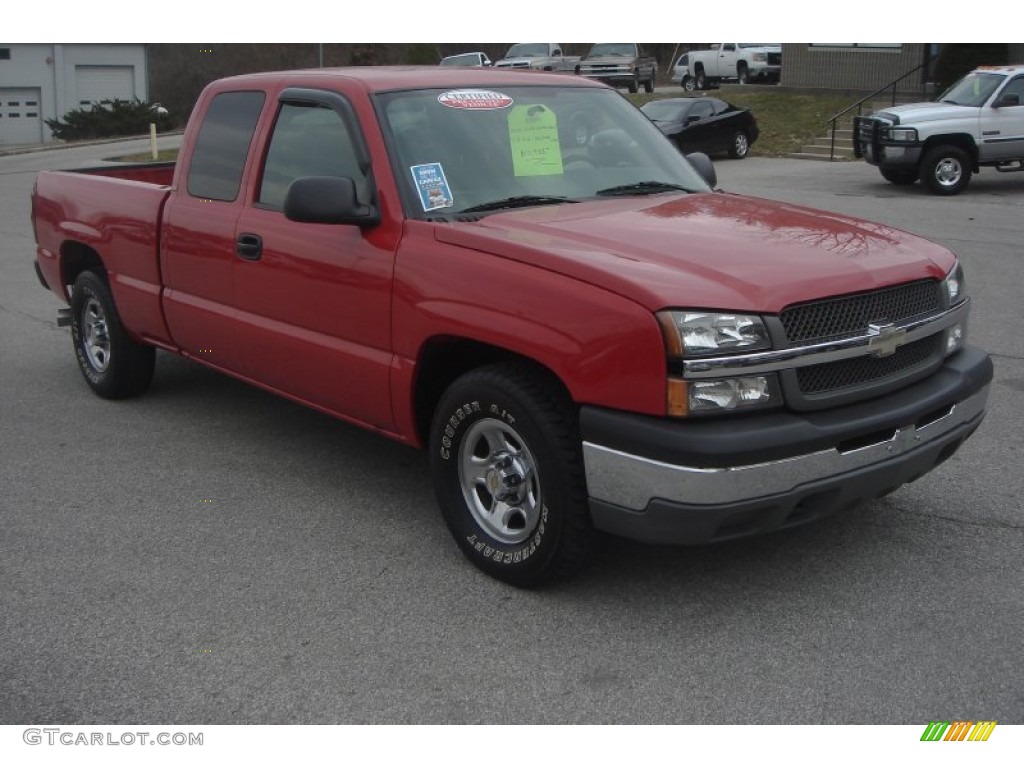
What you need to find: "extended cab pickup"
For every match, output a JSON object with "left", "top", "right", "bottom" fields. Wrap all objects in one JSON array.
[
  {"left": 854, "top": 64, "right": 1024, "bottom": 195},
  {"left": 576, "top": 43, "right": 657, "bottom": 93},
  {"left": 683, "top": 43, "right": 782, "bottom": 91},
  {"left": 32, "top": 68, "right": 992, "bottom": 586},
  {"left": 493, "top": 43, "right": 579, "bottom": 72}
]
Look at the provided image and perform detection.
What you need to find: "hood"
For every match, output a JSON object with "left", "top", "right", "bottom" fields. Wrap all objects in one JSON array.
[
  {"left": 433, "top": 193, "right": 955, "bottom": 313},
  {"left": 873, "top": 102, "right": 979, "bottom": 124},
  {"left": 494, "top": 58, "right": 534, "bottom": 68}
]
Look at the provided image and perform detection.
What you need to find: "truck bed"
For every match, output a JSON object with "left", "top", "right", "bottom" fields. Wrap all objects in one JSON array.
[{"left": 33, "top": 163, "right": 175, "bottom": 346}]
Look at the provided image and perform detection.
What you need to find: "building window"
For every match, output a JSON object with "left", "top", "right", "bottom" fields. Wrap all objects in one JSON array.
[
  {"left": 0, "top": 49, "right": 11, "bottom": 60},
  {"left": 808, "top": 44, "right": 902, "bottom": 51}
]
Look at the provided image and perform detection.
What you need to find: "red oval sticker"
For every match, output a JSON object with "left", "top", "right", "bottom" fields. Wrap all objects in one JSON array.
[{"left": 437, "top": 90, "right": 514, "bottom": 110}]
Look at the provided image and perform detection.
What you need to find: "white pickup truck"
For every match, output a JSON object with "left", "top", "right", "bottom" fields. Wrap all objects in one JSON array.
[
  {"left": 493, "top": 43, "right": 580, "bottom": 72},
  {"left": 854, "top": 64, "right": 1024, "bottom": 195},
  {"left": 682, "top": 44, "right": 782, "bottom": 91}
]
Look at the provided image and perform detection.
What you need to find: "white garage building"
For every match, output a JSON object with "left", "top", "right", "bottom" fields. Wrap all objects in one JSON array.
[{"left": 0, "top": 44, "right": 148, "bottom": 145}]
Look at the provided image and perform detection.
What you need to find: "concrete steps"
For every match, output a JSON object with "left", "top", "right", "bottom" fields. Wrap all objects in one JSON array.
[{"left": 788, "top": 98, "right": 925, "bottom": 161}]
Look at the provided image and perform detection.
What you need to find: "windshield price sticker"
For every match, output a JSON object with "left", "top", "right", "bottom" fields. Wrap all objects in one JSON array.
[
  {"left": 508, "top": 104, "right": 563, "bottom": 177},
  {"left": 438, "top": 90, "right": 514, "bottom": 110},
  {"left": 410, "top": 162, "right": 454, "bottom": 211}
]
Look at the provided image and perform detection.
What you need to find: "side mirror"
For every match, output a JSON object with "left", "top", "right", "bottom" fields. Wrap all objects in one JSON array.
[
  {"left": 686, "top": 152, "right": 717, "bottom": 189},
  {"left": 552, "top": 49, "right": 562, "bottom": 56},
  {"left": 685, "top": 115, "right": 702, "bottom": 125},
  {"left": 284, "top": 176, "right": 379, "bottom": 226},
  {"left": 993, "top": 93, "right": 1020, "bottom": 108}
]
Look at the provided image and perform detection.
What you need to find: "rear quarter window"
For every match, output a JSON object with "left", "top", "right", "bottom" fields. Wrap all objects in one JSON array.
[{"left": 187, "top": 91, "right": 266, "bottom": 202}]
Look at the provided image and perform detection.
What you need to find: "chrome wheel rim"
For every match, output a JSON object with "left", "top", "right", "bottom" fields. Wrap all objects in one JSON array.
[
  {"left": 82, "top": 297, "right": 111, "bottom": 372},
  {"left": 458, "top": 418, "right": 541, "bottom": 545},
  {"left": 735, "top": 133, "right": 748, "bottom": 156},
  {"left": 935, "top": 157, "right": 963, "bottom": 187}
]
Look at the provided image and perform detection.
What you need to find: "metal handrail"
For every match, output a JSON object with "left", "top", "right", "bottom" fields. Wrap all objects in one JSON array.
[{"left": 828, "top": 53, "right": 939, "bottom": 161}]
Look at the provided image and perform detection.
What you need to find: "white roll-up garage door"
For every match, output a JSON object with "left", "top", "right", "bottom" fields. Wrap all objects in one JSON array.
[
  {"left": 0, "top": 88, "right": 43, "bottom": 144},
  {"left": 75, "top": 65, "right": 135, "bottom": 107}
]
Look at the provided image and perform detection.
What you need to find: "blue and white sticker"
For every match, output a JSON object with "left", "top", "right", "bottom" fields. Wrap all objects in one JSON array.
[{"left": 411, "top": 162, "right": 454, "bottom": 211}]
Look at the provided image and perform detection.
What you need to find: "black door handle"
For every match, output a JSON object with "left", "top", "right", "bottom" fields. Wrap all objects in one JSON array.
[{"left": 236, "top": 233, "right": 263, "bottom": 261}]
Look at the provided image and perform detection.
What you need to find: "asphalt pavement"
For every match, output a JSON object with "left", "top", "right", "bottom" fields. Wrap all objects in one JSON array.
[{"left": 0, "top": 137, "right": 1021, "bottom": 725}]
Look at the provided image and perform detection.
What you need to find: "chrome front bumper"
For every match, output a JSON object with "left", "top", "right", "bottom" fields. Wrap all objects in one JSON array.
[{"left": 580, "top": 346, "right": 992, "bottom": 544}]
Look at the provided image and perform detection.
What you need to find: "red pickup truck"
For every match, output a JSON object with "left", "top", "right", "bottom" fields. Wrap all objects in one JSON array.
[{"left": 31, "top": 68, "right": 992, "bottom": 586}]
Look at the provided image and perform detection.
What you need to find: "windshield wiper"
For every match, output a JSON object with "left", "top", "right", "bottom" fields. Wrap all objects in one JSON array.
[
  {"left": 459, "top": 195, "right": 577, "bottom": 213},
  {"left": 595, "top": 181, "right": 694, "bottom": 197},
  {"left": 941, "top": 99, "right": 960, "bottom": 105}
]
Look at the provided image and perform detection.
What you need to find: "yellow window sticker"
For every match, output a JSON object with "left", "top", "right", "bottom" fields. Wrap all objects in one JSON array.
[{"left": 508, "top": 104, "right": 563, "bottom": 177}]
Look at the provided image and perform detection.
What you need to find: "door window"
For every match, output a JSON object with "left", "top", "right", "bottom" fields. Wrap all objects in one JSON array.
[{"left": 258, "top": 102, "right": 368, "bottom": 210}]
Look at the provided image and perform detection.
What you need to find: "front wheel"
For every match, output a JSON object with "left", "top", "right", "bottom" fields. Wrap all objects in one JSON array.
[
  {"left": 729, "top": 130, "right": 750, "bottom": 159},
  {"left": 682, "top": 75, "right": 696, "bottom": 92},
  {"left": 70, "top": 271, "right": 155, "bottom": 399},
  {"left": 920, "top": 145, "right": 972, "bottom": 195},
  {"left": 628, "top": 70, "right": 639, "bottom": 94},
  {"left": 429, "top": 363, "right": 593, "bottom": 587}
]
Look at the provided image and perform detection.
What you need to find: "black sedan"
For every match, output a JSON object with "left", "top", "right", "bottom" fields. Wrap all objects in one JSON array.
[{"left": 641, "top": 97, "right": 759, "bottom": 159}]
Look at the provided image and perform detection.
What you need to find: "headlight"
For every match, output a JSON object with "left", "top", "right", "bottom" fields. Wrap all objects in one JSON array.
[
  {"left": 659, "top": 310, "right": 780, "bottom": 416},
  {"left": 658, "top": 311, "right": 771, "bottom": 357},
  {"left": 943, "top": 260, "right": 968, "bottom": 356},
  {"left": 752, "top": 52, "right": 767, "bottom": 62},
  {"left": 885, "top": 127, "right": 918, "bottom": 142},
  {"left": 944, "top": 261, "right": 966, "bottom": 306},
  {"left": 687, "top": 375, "right": 781, "bottom": 413}
]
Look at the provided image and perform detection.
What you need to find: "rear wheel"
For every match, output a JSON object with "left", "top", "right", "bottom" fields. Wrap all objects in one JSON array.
[
  {"left": 695, "top": 68, "right": 707, "bottom": 90},
  {"left": 737, "top": 64, "right": 749, "bottom": 84},
  {"left": 429, "top": 362, "right": 593, "bottom": 587},
  {"left": 729, "top": 130, "right": 750, "bottom": 159},
  {"left": 70, "top": 271, "right": 155, "bottom": 399},
  {"left": 920, "top": 145, "right": 972, "bottom": 195},
  {"left": 880, "top": 168, "right": 918, "bottom": 186}
]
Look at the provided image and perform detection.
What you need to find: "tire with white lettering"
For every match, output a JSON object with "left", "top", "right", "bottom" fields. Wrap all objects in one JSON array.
[
  {"left": 70, "top": 271, "right": 155, "bottom": 399},
  {"left": 429, "top": 362, "right": 592, "bottom": 587}
]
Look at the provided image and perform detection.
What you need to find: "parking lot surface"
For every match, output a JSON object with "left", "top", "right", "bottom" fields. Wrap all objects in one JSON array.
[{"left": 1, "top": 139, "right": 1021, "bottom": 724}]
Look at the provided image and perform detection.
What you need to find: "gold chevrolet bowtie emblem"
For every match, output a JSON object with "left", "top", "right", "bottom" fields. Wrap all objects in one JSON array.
[{"left": 867, "top": 322, "right": 907, "bottom": 358}]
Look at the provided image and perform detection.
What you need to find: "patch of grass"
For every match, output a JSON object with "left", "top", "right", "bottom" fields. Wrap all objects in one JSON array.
[
  {"left": 106, "top": 149, "right": 180, "bottom": 163},
  {"left": 628, "top": 87, "right": 853, "bottom": 157}
]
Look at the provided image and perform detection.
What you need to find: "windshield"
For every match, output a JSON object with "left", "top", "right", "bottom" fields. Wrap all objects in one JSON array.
[
  {"left": 505, "top": 44, "right": 549, "bottom": 58},
  {"left": 377, "top": 85, "right": 709, "bottom": 219},
  {"left": 938, "top": 72, "right": 1005, "bottom": 107},
  {"left": 641, "top": 101, "right": 685, "bottom": 121},
  {"left": 587, "top": 44, "right": 636, "bottom": 58},
  {"left": 441, "top": 53, "right": 482, "bottom": 67}
]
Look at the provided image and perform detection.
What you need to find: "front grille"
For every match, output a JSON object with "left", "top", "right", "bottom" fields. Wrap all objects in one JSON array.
[
  {"left": 796, "top": 336, "right": 943, "bottom": 395},
  {"left": 780, "top": 280, "right": 942, "bottom": 345},
  {"left": 767, "top": 52, "right": 781, "bottom": 66}
]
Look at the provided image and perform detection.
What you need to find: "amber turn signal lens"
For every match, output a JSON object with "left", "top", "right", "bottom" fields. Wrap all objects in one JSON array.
[{"left": 667, "top": 377, "right": 689, "bottom": 417}]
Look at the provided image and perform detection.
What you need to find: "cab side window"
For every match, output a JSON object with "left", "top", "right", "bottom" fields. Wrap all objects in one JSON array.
[
  {"left": 258, "top": 102, "right": 369, "bottom": 210},
  {"left": 188, "top": 91, "right": 265, "bottom": 202},
  {"left": 1000, "top": 77, "right": 1024, "bottom": 102}
]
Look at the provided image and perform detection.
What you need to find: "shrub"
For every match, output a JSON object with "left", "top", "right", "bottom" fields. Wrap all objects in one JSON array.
[{"left": 45, "top": 99, "right": 175, "bottom": 142}]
